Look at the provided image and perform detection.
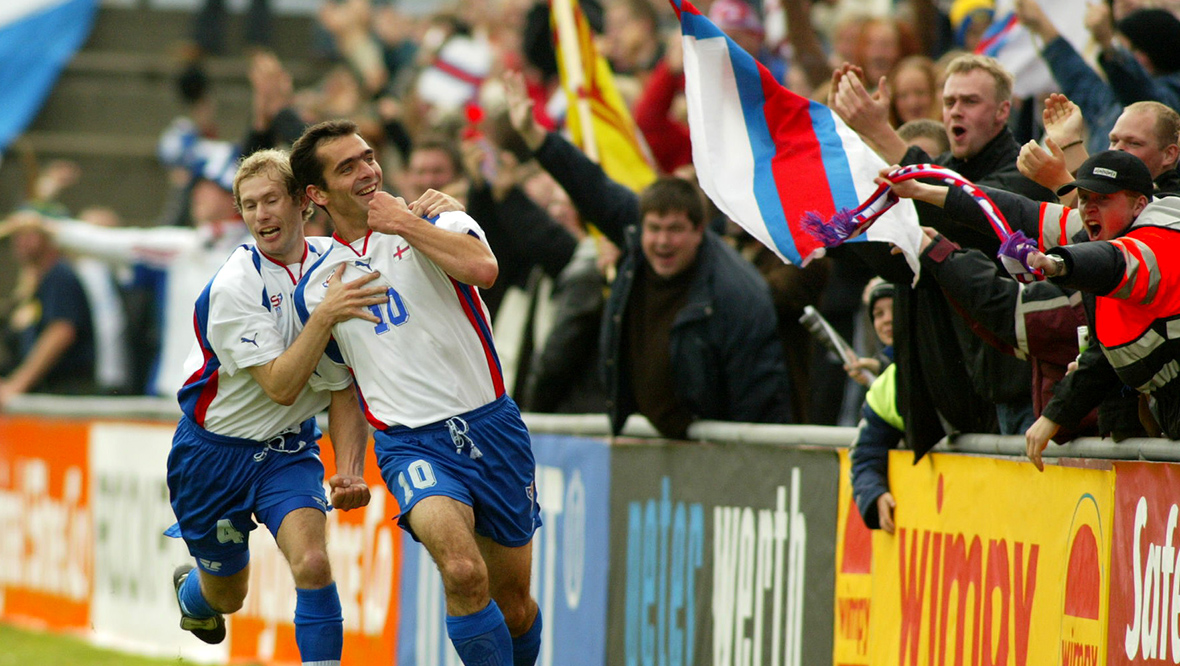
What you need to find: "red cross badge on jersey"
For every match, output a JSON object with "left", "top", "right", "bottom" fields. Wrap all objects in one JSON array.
[{"left": 394, "top": 244, "right": 410, "bottom": 260}]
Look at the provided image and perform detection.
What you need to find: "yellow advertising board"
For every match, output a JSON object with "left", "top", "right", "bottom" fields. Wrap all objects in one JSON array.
[
  {"left": 834, "top": 448, "right": 875, "bottom": 666},
  {"left": 871, "top": 451, "right": 1113, "bottom": 666}
]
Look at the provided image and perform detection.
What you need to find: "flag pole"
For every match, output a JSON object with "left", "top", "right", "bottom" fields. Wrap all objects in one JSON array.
[{"left": 550, "top": 0, "right": 599, "bottom": 162}]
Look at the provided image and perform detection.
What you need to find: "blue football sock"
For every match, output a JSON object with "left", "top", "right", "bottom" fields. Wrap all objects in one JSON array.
[
  {"left": 294, "top": 582, "right": 343, "bottom": 665},
  {"left": 178, "top": 569, "right": 217, "bottom": 618},
  {"left": 446, "top": 600, "right": 513, "bottom": 666},
  {"left": 512, "top": 609, "right": 542, "bottom": 666}
]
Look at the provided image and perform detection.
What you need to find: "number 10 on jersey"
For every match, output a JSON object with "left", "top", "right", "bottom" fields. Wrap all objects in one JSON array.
[{"left": 369, "top": 287, "right": 409, "bottom": 334}]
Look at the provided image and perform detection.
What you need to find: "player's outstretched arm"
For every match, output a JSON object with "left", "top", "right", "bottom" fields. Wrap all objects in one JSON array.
[
  {"left": 326, "top": 385, "right": 371, "bottom": 511},
  {"left": 368, "top": 190, "right": 498, "bottom": 289},
  {"left": 248, "top": 265, "right": 386, "bottom": 405}
]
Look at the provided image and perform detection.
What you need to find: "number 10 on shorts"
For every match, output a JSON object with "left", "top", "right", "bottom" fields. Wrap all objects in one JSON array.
[{"left": 397, "top": 460, "right": 437, "bottom": 503}]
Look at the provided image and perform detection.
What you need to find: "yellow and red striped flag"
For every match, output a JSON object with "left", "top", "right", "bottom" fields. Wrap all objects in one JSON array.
[{"left": 550, "top": 0, "right": 656, "bottom": 192}]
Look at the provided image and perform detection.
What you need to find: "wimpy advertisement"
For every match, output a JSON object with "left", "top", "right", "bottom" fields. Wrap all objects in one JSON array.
[
  {"left": 872, "top": 451, "right": 1113, "bottom": 666},
  {"left": 833, "top": 448, "right": 874, "bottom": 666}
]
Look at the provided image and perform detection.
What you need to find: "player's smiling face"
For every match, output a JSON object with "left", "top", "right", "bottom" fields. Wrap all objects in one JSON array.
[
  {"left": 311, "top": 133, "right": 383, "bottom": 228},
  {"left": 238, "top": 172, "right": 306, "bottom": 263}
]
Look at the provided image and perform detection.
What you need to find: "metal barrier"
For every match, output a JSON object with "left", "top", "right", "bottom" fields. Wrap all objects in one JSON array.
[{"left": 9, "top": 393, "right": 1175, "bottom": 460}]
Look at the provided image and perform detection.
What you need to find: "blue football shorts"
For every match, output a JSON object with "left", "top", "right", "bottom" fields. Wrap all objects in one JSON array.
[
  {"left": 165, "top": 416, "right": 329, "bottom": 576},
  {"left": 374, "top": 394, "right": 541, "bottom": 547}
]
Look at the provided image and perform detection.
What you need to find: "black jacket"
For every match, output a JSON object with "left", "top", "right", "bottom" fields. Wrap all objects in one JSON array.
[
  {"left": 532, "top": 132, "right": 792, "bottom": 434},
  {"left": 850, "top": 128, "right": 1057, "bottom": 457}
]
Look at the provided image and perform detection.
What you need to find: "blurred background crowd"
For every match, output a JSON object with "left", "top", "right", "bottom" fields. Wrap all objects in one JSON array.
[{"left": 0, "top": 0, "right": 1175, "bottom": 446}]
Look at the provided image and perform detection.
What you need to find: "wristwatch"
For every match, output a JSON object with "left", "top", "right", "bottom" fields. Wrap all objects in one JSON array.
[{"left": 1047, "top": 253, "right": 1068, "bottom": 277}]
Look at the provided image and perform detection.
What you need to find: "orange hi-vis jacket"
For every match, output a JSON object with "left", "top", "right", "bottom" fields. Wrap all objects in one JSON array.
[{"left": 1041, "top": 197, "right": 1180, "bottom": 400}]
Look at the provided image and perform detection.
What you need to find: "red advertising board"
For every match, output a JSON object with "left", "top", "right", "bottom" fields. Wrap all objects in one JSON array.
[{"left": 1110, "top": 461, "right": 1180, "bottom": 665}]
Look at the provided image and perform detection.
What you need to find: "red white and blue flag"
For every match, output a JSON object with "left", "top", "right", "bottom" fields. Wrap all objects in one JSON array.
[{"left": 670, "top": 0, "right": 921, "bottom": 275}]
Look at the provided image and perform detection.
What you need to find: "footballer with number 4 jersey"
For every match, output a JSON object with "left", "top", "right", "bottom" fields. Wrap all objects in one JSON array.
[
  {"left": 290, "top": 120, "right": 543, "bottom": 666},
  {"left": 165, "top": 149, "right": 387, "bottom": 664}
]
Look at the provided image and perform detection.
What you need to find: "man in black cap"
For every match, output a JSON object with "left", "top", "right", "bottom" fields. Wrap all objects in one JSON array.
[
  {"left": 886, "top": 150, "right": 1180, "bottom": 463},
  {"left": 1024, "top": 151, "right": 1180, "bottom": 450}
]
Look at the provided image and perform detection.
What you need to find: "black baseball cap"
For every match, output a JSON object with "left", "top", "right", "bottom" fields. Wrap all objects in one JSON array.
[{"left": 1057, "top": 150, "right": 1154, "bottom": 198}]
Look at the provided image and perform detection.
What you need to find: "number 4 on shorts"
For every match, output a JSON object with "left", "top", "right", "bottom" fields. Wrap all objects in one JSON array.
[{"left": 216, "top": 519, "right": 244, "bottom": 544}]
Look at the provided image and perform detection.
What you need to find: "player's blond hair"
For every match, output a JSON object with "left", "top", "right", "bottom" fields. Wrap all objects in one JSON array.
[{"left": 233, "top": 149, "right": 311, "bottom": 221}]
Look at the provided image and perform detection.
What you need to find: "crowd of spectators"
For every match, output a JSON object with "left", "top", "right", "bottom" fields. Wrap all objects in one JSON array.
[{"left": 3, "top": 0, "right": 1180, "bottom": 512}]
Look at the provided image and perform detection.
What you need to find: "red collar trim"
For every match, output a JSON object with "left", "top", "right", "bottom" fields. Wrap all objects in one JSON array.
[
  {"left": 260, "top": 242, "right": 310, "bottom": 284},
  {"left": 334, "top": 230, "right": 372, "bottom": 256}
]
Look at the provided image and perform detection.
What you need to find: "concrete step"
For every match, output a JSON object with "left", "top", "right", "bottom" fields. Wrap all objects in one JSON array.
[
  {"left": 28, "top": 67, "right": 252, "bottom": 139},
  {"left": 31, "top": 46, "right": 329, "bottom": 137},
  {"left": 83, "top": 5, "right": 326, "bottom": 62}
]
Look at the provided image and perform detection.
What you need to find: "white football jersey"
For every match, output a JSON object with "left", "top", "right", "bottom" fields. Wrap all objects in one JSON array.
[
  {"left": 294, "top": 211, "right": 504, "bottom": 429},
  {"left": 179, "top": 239, "right": 352, "bottom": 440}
]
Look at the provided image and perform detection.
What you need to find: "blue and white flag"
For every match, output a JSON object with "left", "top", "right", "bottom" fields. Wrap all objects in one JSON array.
[{"left": 0, "top": 0, "right": 98, "bottom": 157}]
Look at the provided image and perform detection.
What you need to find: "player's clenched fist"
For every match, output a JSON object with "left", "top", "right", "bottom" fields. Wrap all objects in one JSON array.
[
  {"left": 367, "top": 191, "right": 416, "bottom": 236},
  {"left": 329, "top": 474, "right": 371, "bottom": 511}
]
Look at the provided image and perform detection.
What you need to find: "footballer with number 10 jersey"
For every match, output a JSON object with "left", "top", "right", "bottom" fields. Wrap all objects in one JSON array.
[{"left": 293, "top": 211, "right": 506, "bottom": 429}]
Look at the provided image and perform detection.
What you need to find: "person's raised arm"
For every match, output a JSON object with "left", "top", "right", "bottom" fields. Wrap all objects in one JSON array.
[
  {"left": 504, "top": 69, "right": 640, "bottom": 248},
  {"left": 504, "top": 70, "right": 547, "bottom": 153},
  {"left": 1017, "top": 139, "right": 1074, "bottom": 197},
  {"left": 829, "top": 65, "right": 910, "bottom": 164},
  {"left": 247, "top": 265, "right": 386, "bottom": 405},
  {"left": 1015, "top": 0, "right": 1059, "bottom": 43},
  {"left": 784, "top": 0, "right": 832, "bottom": 92}
]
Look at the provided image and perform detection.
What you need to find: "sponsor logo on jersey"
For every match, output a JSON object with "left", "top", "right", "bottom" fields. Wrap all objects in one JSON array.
[
  {"left": 199, "top": 559, "right": 223, "bottom": 572},
  {"left": 241, "top": 333, "right": 259, "bottom": 347}
]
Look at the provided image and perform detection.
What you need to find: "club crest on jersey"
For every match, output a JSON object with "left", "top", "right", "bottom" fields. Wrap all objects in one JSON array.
[
  {"left": 271, "top": 294, "right": 283, "bottom": 309},
  {"left": 394, "top": 244, "right": 410, "bottom": 260}
]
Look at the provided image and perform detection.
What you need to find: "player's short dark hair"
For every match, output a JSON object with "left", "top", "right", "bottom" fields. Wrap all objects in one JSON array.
[
  {"left": 638, "top": 177, "right": 706, "bottom": 228},
  {"left": 290, "top": 119, "right": 360, "bottom": 193}
]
